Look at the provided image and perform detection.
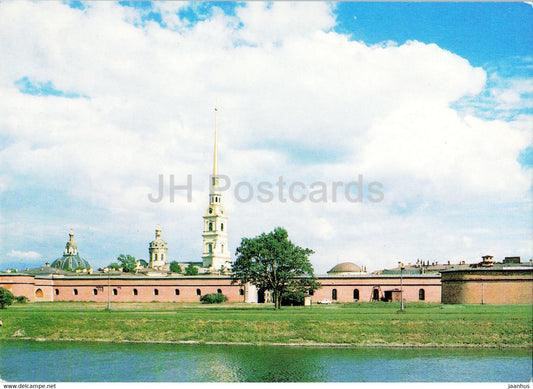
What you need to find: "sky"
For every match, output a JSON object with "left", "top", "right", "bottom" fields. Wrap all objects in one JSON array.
[{"left": 0, "top": 1, "right": 532, "bottom": 274}]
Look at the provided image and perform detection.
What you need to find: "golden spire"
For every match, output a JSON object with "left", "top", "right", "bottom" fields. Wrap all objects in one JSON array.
[{"left": 213, "top": 106, "right": 218, "bottom": 178}]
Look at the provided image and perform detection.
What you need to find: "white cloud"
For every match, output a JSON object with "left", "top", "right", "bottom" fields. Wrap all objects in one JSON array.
[
  {"left": 6, "top": 250, "right": 41, "bottom": 260},
  {"left": 235, "top": 2, "right": 336, "bottom": 46},
  {"left": 0, "top": 1, "right": 530, "bottom": 272}
]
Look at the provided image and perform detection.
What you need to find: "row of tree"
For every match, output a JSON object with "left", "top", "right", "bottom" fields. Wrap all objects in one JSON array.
[{"left": 106, "top": 255, "right": 199, "bottom": 275}]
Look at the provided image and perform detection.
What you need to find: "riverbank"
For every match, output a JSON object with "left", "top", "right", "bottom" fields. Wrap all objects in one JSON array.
[{"left": 0, "top": 302, "right": 531, "bottom": 347}]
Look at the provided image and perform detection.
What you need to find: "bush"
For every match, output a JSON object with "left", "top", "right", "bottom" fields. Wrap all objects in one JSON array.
[
  {"left": 15, "top": 295, "right": 29, "bottom": 304},
  {"left": 185, "top": 263, "right": 199, "bottom": 276},
  {"left": 281, "top": 291, "right": 307, "bottom": 306},
  {"left": 170, "top": 261, "right": 182, "bottom": 274},
  {"left": 200, "top": 293, "right": 228, "bottom": 304},
  {"left": 0, "top": 287, "right": 15, "bottom": 309}
]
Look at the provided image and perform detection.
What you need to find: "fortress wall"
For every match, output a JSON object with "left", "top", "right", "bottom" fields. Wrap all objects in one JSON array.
[
  {"left": 50, "top": 277, "right": 245, "bottom": 303},
  {"left": 311, "top": 276, "right": 441, "bottom": 303},
  {"left": 441, "top": 269, "right": 533, "bottom": 304},
  {"left": 0, "top": 275, "right": 54, "bottom": 302}
]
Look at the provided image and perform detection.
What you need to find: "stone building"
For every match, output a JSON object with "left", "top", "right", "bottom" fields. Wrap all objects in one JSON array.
[
  {"left": 441, "top": 257, "right": 533, "bottom": 304},
  {"left": 148, "top": 226, "right": 168, "bottom": 270},
  {"left": 316, "top": 262, "right": 441, "bottom": 303}
]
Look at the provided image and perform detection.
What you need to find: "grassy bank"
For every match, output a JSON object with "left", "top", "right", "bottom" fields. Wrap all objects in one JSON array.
[{"left": 0, "top": 302, "right": 531, "bottom": 347}]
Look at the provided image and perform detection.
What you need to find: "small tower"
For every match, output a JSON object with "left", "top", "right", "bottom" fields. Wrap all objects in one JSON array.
[
  {"left": 202, "top": 107, "right": 231, "bottom": 272},
  {"left": 149, "top": 225, "right": 168, "bottom": 270},
  {"left": 65, "top": 229, "right": 77, "bottom": 255}
]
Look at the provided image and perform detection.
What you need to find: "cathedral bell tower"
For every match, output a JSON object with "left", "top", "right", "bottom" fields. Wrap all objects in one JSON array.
[
  {"left": 149, "top": 225, "right": 168, "bottom": 270},
  {"left": 202, "top": 107, "right": 231, "bottom": 271}
]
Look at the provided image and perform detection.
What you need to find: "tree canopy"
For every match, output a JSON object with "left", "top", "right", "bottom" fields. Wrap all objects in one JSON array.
[
  {"left": 170, "top": 261, "right": 182, "bottom": 274},
  {"left": 231, "top": 227, "right": 319, "bottom": 309},
  {"left": 107, "top": 262, "right": 121, "bottom": 271},
  {"left": 117, "top": 254, "right": 137, "bottom": 273},
  {"left": 0, "top": 287, "right": 15, "bottom": 309},
  {"left": 184, "top": 263, "right": 199, "bottom": 276}
]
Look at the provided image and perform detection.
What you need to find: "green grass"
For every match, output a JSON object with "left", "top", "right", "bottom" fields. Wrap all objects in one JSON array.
[{"left": 0, "top": 302, "right": 531, "bottom": 347}]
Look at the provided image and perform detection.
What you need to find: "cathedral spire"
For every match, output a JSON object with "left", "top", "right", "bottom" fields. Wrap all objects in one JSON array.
[
  {"left": 210, "top": 106, "right": 221, "bottom": 202},
  {"left": 203, "top": 107, "right": 231, "bottom": 271},
  {"left": 213, "top": 106, "right": 218, "bottom": 178}
]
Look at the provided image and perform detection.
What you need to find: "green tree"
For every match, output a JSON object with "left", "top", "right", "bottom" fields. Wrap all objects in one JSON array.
[
  {"left": 0, "top": 287, "right": 15, "bottom": 309},
  {"left": 117, "top": 254, "right": 137, "bottom": 273},
  {"left": 184, "top": 263, "right": 199, "bottom": 276},
  {"left": 231, "top": 227, "right": 319, "bottom": 309},
  {"left": 107, "top": 262, "right": 121, "bottom": 271},
  {"left": 170, "top": 261, "right": 182, "bottom": 274}
]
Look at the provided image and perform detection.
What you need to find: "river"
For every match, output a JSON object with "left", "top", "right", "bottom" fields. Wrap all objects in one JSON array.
[{"left": 0, "top": 340, "right": 531, "bottom": 382}]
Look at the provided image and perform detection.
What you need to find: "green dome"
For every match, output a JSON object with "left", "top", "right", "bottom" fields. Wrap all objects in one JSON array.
[{"left": 51, "top": 253, "right": 91, "bottom": 271}]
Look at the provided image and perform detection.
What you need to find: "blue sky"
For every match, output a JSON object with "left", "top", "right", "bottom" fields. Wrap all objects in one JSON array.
[
  {"left": 1, "top": 1, "right": 531, "bottom": 273},
  {"left": 335, "top": 3, "right": 533, "bottom": 67}
]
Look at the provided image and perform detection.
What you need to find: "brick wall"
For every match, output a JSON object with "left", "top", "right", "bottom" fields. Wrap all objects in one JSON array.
[{"left": 441, "top": 269, "right": 533, "bottom": 304}]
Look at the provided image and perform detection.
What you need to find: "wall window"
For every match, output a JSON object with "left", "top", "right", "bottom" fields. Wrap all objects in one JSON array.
[
  {"left": 332, "top": 289, "right": 337, "bottom": 300},
  {"left": 35, "top": 289, "right": 43, "bottom": 298},
  {"left": 209, "top": 222, "right": 213, "bottom": 231},
  {"left": 239, "top": 289, "right": 244, "bottom": 296},
  {"left": 113, "top": 289, "right": 118, "bottom": 296},
  {"left": 217, "top": 289, "right": 222, "bottom": 294},
  {"left": 175, "top": 289, "right": 180, "bottom": 296},
  {"left": 93, "top": 289, "right": 98, "bottom": 296},
  {"left": 55, "top": 289, "right": 59, "bottom": 296},
  {"left": 309, "top": 289, "right": 314, "bottom": 296},
  {"left": 196, "top": 288, "right": 201, "bottom": 296},
  {"left": 133, "top": 289, "right": 138, "bottom": 296},
  {"left": 419, "top": 289, "right": 425, "bottom": 301},
  {"left": 154, "top": 289, "right": 159, "bottom": 296},
  {"left": 73, "top": 289, "right": 78, "bottom": 296},
  {"left": 220, "top": 223, "right": 224, "bottom": 231},
  {"left": 353, "top": 289, "right": 359, "bottom": 300}
]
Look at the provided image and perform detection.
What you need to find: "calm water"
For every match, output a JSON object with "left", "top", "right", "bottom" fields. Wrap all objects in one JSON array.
[{"left": 0, "top": 340, "right": 531, "bottom": 382}]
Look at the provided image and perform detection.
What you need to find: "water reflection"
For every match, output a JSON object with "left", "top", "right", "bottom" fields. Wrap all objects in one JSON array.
[{"left": 0, "top": 341, "right": 530, "bottom": 382}]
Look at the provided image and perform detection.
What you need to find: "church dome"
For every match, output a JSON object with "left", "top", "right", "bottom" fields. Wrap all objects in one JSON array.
[
  {"left": 50, "top": 231, "right": 91, "bottom": 271},
  {"left": 51, "top": 253, "right": 91, "bottom": 272},
  {"left": 327, "top": 262, "right": 364, "bottom": 274}
]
